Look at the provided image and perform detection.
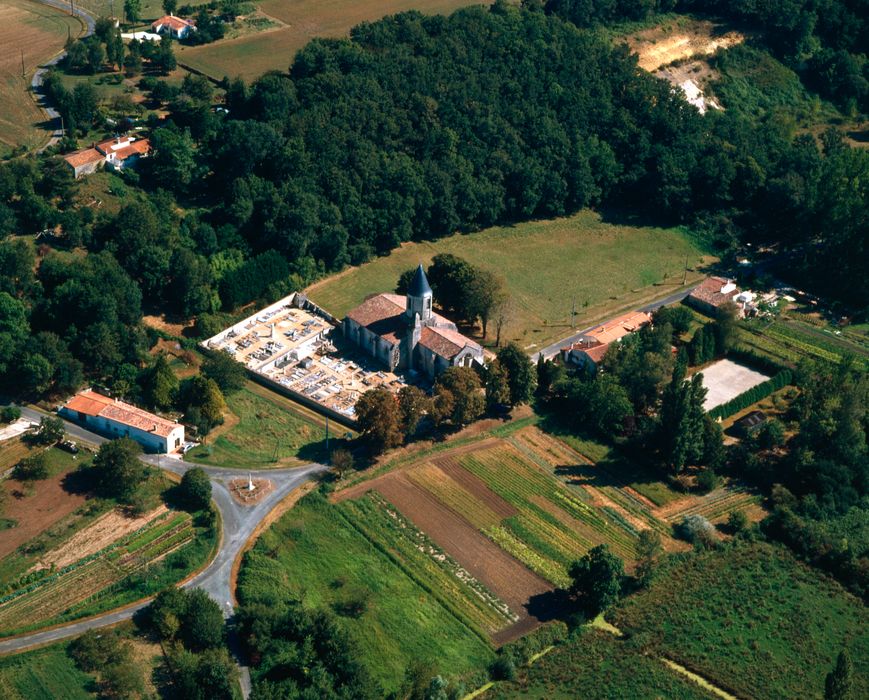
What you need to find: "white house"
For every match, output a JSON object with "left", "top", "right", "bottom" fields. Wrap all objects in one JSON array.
[
  {"left": 342, "top": 265, "right": 485, "bottom": 379},
  {"left": 59, "top": 389, "right": 184, "bottom": 453},
  {"left": 151, "top": 14, "right": 196, "bottom": 40}
]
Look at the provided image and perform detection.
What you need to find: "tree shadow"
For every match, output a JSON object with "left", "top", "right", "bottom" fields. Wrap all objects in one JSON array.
[{"left": 525, "top": 588, "right": 572, "bottom": 623}]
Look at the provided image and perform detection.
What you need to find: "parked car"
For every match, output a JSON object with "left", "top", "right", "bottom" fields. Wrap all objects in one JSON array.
[{"left": 58, "top": 440, "right": 79, "bottom": 454}]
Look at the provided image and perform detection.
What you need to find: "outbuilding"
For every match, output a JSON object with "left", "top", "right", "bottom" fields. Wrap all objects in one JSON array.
[{"left": 59, "top": 389, "right": 184, "bottom": 453}]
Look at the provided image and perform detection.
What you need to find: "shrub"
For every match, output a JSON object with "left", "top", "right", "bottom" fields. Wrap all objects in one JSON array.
[
  {"left": 490, "top": 655, "right": 516, "bottom": 681},
  {"left": 728, "top": 510, "right": 749, "bottom": 533},
  {"left": 0, "top": 406, "right": 21, "bottom": 423},
  {"left": 675, "top": 514, "right": 717, "bottom": 548},
  {"left": 13, "top": 453, "right": 49, "bottom": 481},
  {"left": 695, "top": 468, "right": 720, "bottom": 494}
]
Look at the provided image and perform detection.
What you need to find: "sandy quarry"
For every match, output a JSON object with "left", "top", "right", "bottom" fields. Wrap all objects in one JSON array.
[{"left": 627, "top": 19, "right": 745, "bottom": 72}]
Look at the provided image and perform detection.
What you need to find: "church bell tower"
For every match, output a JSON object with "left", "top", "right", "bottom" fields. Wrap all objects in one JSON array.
[{"left": 406, "top": 264, "right": 433, "bottom": 325}]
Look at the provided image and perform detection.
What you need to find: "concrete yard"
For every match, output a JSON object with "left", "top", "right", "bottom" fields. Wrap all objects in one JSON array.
[{"left": 697, "top": 359, "right": 770, "bottom": 411}]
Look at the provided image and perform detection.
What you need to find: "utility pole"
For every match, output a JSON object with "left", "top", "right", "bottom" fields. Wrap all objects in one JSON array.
[
  {"left": 20, "top": 49, "right": 25, "bottom": 79},
  {"left": 325, "top": 417, "right": 330, "bottom": 463},
  {"left": 682, "top": 253, "right": 688, "bottom": 286},
  {"left": 571, "top": 297, "right": 577, "bottom": 329}
]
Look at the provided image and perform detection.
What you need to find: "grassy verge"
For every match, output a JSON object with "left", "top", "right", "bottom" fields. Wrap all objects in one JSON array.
[
  {"left": 185, "top": 381, "right": 340, "bottom": 468},
  {"left": 613, "top": 541, "right": 869, "bottom": 700},
  {"left": 306, "top": 210, "right": 712, "bottom": 349},
  {"left": 237, "top": 490, "right": 494, "bottom": 693}
]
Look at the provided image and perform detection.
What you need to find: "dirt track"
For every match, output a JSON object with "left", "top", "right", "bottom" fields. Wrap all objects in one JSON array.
[{"left": 626, "top": 20, "right": 744, "bottom": 72}]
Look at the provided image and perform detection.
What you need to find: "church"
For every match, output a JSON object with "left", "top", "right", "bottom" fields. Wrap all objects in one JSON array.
[{"left": 342, "top": 265, "right": 485, "bottom": 380}]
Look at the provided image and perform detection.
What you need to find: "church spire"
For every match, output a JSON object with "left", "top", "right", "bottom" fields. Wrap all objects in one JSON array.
[{"left": 407, "top": 264, "right": 431, "bottom": 296}]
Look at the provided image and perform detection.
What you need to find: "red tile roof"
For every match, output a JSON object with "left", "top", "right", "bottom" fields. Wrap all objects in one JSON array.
[
  {"left": 152, "top": 15, "right": 195, "bottom": 31},
  {"left": 346, "top": 293, "right": 405, "bottom": 328},
  {"left": 689, "top": 276, "right": 739, "bottom": 307},
  {"left": 64, "top": 389, "right": 179, "bottom": 438},
  {"left": 63, "top": 148, "right": 103, "bottom": 169},
  {"left": 419, "top": 326, "right": 481, "bottom": 360}
]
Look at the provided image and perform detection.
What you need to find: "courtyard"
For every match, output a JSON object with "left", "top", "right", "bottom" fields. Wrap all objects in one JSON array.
[{"left": 697, "top": 359, "right": 770, "bottom": 411}]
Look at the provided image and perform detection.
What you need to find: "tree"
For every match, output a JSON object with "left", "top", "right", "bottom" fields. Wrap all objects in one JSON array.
[
  {"left": 123, "top": 0, "right": 141, "bottom": 23},
  {"left": 398, "top": 385, "right": 429, "bottom": 438},
  {"left": 727, "top": 509, "right": 749, "bottom": 533},
  {"left": 183, "top": 376, "right": 226, "bottom": 433},
  {"left": 395, "top": 267, "right": 417, "bottom": 294},
  {"left": 28, "top": 416, "right": 65, "bottom": 446},
  {"left": 825, "top": 649, "right": 853, "bottom": 700},
  {"left": 199, "top": 353, "right": 244, "bottom": 394},
  {"left": 485, "top": 359, "right": 510, "bottom": 410},
  {"left": 496, "top": 343, "right": 536, "bottom": 406},
  {"left": 91, "top": 438, "right": 147, "bottom": 502},
  {"left": 101, "top": 658, "right": 144, "bottom": 700},
  {"left": 179, "top": 467, "right": 211, "bottom": 511},
  {"left": 331, "top": 448, "right": 354, "bottom": 478},
  {"left": 163, "top": 0, "right": 178, "bottom": 14},
  {"left": 659, "top": 357, "right": 707, "bottom": 473},
  {"left": 465, "top": 268, "right": 506, "bottom": 337},
  {"left": 0, "top": 406, "right": 21, "bottom": 423},
  {"left": 355, "top": 388, "right": 403, "bottom": 453},
  {"left": 13, "top": 453, "right": 49, "bottom": 481},
  {"left": 568, "top": 544, "right": 624, "bottom": 615},
  {"left": 434, "top": 366, "right": 484, "bottom": 426},
  {"left": 180, "top": 589, "right": 225, "bottom": 651},
  {"left": 634, "top": 529, "right": 661, "bottom": 588},
  {"left": 157, "top": 35, "right": 177, "bottom": 74},
  {"left": 149, "top": 587, "right": 187, "bottom": 641},
  {"left": 141, "top": 354, "right": 179, "bottom": 411},
  {"left": 0, "top": 292, "right": 29, "bottom": 375}
]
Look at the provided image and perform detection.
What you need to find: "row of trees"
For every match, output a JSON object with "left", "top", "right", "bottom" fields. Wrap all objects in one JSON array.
[{"left": 354, "top": 342, "right": 535, "bottom": 455}]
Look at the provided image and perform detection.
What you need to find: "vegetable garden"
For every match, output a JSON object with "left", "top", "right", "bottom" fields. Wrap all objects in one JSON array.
[{"left": 0, "top": 511, "right": 197, "bottom": 636}]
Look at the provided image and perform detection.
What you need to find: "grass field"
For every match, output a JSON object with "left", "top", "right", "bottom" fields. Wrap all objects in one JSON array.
[
  {"left": 176, "top": 0, "right": 491, "bottom": 81},
  {"left": 184, "top": 380, "right": 341, "bottom": 468},
  {"left": 0, "top": 0, "right": 84, "bottom": 156},
  {"left": 307, "top": 210, "right": 711, "bottom": 349},
  {"left": 613, "top": 542, "right": 869, "bottom": 700},
  {"left": 485, "top": 628, "right": 717, "bottom": 700},
  {"left": 0, "top": 643, "right": 94, "bottom": 700},
  {"left": 238, "top": 489, "right": 495, "bottom": 693}
]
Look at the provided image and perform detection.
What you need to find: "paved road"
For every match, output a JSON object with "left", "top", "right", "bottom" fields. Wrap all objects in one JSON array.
[
  {"left": 532, "top": 283, "right": 700, "bottom": 361},
  {"left": 0, "top": 406, "right": 326, "bottom": 697},
  {"left": 30, "top": 0, "right": 96, "bottom": 151}
]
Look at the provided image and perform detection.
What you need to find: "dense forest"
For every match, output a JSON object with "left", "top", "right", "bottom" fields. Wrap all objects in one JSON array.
[{"left": 0, "top": 1, "right": 867, "bottom": 397}]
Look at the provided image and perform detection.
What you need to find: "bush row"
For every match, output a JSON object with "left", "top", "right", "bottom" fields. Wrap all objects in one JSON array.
[{"left": 708, "top": 370, "right": 793, "bottom": 421}]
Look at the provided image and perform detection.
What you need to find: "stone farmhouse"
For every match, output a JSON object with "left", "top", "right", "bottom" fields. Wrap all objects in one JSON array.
[
  {"left": 63, "top": 135, "right": 150, "bottom": 178},
  {"left": 686, "top": 276, "right": 756, "bottom": 317},
  {"left": 343, "top": 265, "right": 485, "bottom": 380},
  {"left": 59, "top": 389, "right": 184, "bottom": 453},
  {"left": 560, "top": 310, "right": 652, "bottom": 371}
]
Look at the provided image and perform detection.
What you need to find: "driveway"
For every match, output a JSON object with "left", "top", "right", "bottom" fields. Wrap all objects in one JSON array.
[
  {"left": 532, "top": 283, "right": 700, "bottom": 361},
  {"left": 0, "top": 405, "right": 326, "bottom": 699}
]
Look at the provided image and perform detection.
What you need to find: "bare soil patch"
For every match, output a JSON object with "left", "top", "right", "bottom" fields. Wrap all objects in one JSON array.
[
  {"left": 32, "top": 505, "right": 168, "bottom": 571},
  {"left": 142, "top": 315, "right": 191, "bottom": 338},
  {"left": 625, "top": 19, "right": 744, "bottom": 72},
  {"left": 0, "top": 474, "right": 88, "bottom": 559},
  {"left": 376, "top": 472, "right": 552, "bottom": 617}
]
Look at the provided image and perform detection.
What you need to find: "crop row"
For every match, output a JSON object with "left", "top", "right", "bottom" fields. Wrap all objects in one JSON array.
[
  {"left": 407, "top": 467, "right": 502, "bottom": 530},
  {"left": 342, "top": 493, "right": 514, "bottom": 633},
  {"left": 485, "top": 525, "right": 570, "bottom": 588}
]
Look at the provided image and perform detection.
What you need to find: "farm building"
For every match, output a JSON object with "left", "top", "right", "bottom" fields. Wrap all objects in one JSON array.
[
  {"left": 343, "top": 265, "right": 485, "bottom": 380},
  {"left": 62, "top": 147, "right": 105, "bottom": 178},
  {"left": 733, "top": 410, "right": 767, "bottom": 437},
  {"left": 561, "top": 310, "right": 652, "bottom": 371},
  {"left": 151, "top": 14, "right": 196, "bottom": 39},
  {"left": 59, "top": 389, "right": 184, "bottom": 453},
  {"left": 63, "top": 136, "right": 150, "bottom": 178},
  {"left": 687, "top": 277, "right": 743, "bottom": 316}
]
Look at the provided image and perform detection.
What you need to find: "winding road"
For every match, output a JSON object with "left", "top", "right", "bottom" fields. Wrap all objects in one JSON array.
[
  {"left": 0, "top": 407, "right": 327, "bottom": 697},
  {"left": 30, "top": 0, "right": 96, "bottom": 151}
]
